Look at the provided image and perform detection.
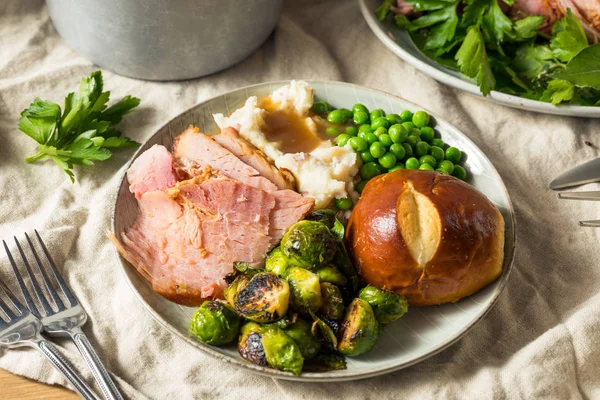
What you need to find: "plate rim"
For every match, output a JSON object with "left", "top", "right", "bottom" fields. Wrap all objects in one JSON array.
[
  {"left": 111, "top": 79, "right": 517, "bottom": 382},
  {"left": 358, "top": 0, "right": 600, "bottom": 118}
]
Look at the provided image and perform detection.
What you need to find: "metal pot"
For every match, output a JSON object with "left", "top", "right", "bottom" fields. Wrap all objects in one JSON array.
[{"left": 47, "top": 0, "right": 284, "bottom": 81}]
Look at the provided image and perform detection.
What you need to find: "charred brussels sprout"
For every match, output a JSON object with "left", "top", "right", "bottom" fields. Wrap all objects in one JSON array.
[
  {"left": 320, "top": 282, "right": 345, "bottom": 321},
  {"left": 305, "top": 210, "right": 336, "bottom": 230},
  {"left": 264, "top": 247, "right": 290, "bottom": 277},
  {"left": 285, "top": 267, "right": 323, "bottom": 314},
  {"left": 281, "top": 221, "right": 337, "bottom": 270},
  {"left": 358, "top": 286, "right": 408, "bottom": 325},
  {"left": 224, "top": 275, "right": 250, "bottom": 306},
  {"left": 281, "top": 318, "right": 321, "bottom": 360},
  {"left": 337, "top": 298, "right": 379, "bottom": 357},
  {"left": 239, "top": 323, "right": 304, "bottom": 375},
  {"left": 333, "top": 244, "right": 360, "bottom": 298},
  {"left": 310, "top": 313, "right": 338, "bottom": 349},
  {"left": 316, "top": 265, "right": 347, "bottom": 287},
  {"left": 231, "top": 272, "right": 289, "bottom": 323},
  {"left": 190, "top": 301, "right": 241, "bottom": 345}
]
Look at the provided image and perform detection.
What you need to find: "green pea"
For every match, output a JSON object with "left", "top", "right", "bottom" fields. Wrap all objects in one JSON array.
[
  {"left": 358, "top": 124, "right": 373, "bottom": 134},
  {"left": 360, "top": 162, "right": 383, "bottom": 180},
  {"left": 373, "top": 127, "right": 387, "bottom": 137},
  {"left": 360, "top": 150, "right": 376, "bottom": 163},
  {"left": 445, "top": 147, "right": 462, "bottom": 164},
  {"left": 405, "top": 135, "right": 420, "bottom": 147},
  {"left": 431, "top": 138, "right": 445, "bottom": 148},
  {"left": 326, "top": 127, "right": 339, "bottom": 137},
  {"left": 371, "top": 117, "right": 390, "bottom": 130},
  {"left": 419, "top": 163, "right": 434, "bottom": 171},
  {"left": 402, "top": 143, "right": 413, "bottom": 158},
  {"left": 435, "top": 167, "right": 448, "bottom": 174},
  {"left": 364, "top": 132, "right": 379, "bottom": 146},
  {"left": 405, "top": 158, "right": 420, "bottom": 170},
  {"left": 336, "top": 134, "right": 351, "bottom": 147},
  {"left": 400, "top": 110, "right": 413, "bottom": 122},
  {"left": 388, "top": 164, "right": 405, "bottom": 172},
  {"left": 310, "top": 100, "right": 332, "bottom": 115},
  {"left": 353, "top": 111, "right": 369, "bottom": 125},
  {"left": 429, "top": 146, "right": 445, "bottom": 162},
  {"left": 328, "top": 109, "right": 350, "bottom": 124},
  {"left": 346, "top": 126, "right": 358, "bottom": 136},
  {"left": 412, "top": 111, "right": 430, "bottom": 128},
  {"left": 401, "top": 122, "right": 415, "bottom": 132},
  {"left": 370, "top": 109, "right": 386, "bottom": 120},
  {"left": 389, "top": 124, "right": 408, "bottom": 144},
  {"left": 352, "top": 104, "right": 369, "bottom": 114},
  {"left": 379, "top": 134, "right": 393, "bottom": 147},
  {"left": 389, "top": 143, "right": 406, "bottom": 160},
  {"left": 439, "top": 160, "right": 454, "bottom": 175},
  {"left": 356, "top": 180, "right": 367, "bottom": 193},
  {"left": 420, "top": 126, "right": 435, "bottom": 142},
  {"left": 415, "top": 141, "right": 430, "bottom": 158},
  {"left": 369, "top": 142, "right": 386, "bottom": 158},
  {"left": 335, "top": 197, "right": 353, "bottom": 211},
  {"left": 386, "top": 113, "right": 402, "bottom": 125},
  {"left": 452, "top": 165, "right": 467, "bottom": 180},
  {"left": 349, "top": 137, "right": 368, "bottom": 152},
  {"left": 419, "top": 155, "right": 437, "bottom": 168},
  {"left": 379, "top": 152, "right": 397, "bottom": 169},
  {"left": 357, "top": 131, "right": 368, "bottom": 140},
  {"left": 409, "top": 128, "right": 421, "bottom": 137},
  {"left": 341, "top": 108, "right": 353, "bottom": 119}
]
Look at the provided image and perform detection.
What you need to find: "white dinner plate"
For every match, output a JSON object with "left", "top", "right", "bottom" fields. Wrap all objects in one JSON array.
[
  {"left": 111, "top": 81, "right": 517, "bottom": 381},
  {"left": 359, "top": 0, "right": 600, "bottom": 118}
]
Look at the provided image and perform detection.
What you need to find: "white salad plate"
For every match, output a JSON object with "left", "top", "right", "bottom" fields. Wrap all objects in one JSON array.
[
  {"left": 112, "top": 81, "right": 517, "bottom": 381},
  {"left": 359, "top": 0, "right": 600, "bottom": 118}
]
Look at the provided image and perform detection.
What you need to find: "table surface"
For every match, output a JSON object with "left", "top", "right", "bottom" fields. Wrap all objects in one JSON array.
[{"left": 0, "top": 368, "right": 77, "bottom": 399}]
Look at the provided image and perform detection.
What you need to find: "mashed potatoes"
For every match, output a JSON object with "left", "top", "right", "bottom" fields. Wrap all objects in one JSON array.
[{"left": 213, "top": 81, "right": 359, "bottom": 209}]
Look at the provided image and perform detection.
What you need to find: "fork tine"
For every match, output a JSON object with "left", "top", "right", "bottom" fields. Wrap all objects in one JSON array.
[
  {"left": 13, "top": 237, "right": 54, "bottom": 317},
  {"left": 0, "top": 287, "right": 17, "bottom": 322},
  {"left": 3, "top": 240, "right": 41, "bottom": 319},
  {"left": 24, "top": 233, "right": 66, "bottom": 311},
  {"left": 34, "top": 230, "right": 78, "bottom": 307}
]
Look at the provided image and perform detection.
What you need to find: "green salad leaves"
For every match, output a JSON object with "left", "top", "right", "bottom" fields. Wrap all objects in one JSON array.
[
  {"left": 18, "top": 71, "right": 140, "bottom": 181},
  {"left": 378, "top": 1, "right": 600, "bottom": 106}
]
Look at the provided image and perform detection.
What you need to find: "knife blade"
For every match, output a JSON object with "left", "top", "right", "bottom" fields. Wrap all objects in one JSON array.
[
  {"left": 557, "top": 191, "right": 600, "bottom": 201},
  {"left": 550, "top": 158, "right": 600, "bottom": 190}
]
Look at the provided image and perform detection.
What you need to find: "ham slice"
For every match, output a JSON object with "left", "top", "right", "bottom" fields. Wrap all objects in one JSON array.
[
  {"left": 213, "top": 127, "right": 295, "bottom": 190},
  {"left": 127, "top": 144, "right": 179, "bottom": 198},
  {"left": 114, "top": 127, "right": 315, "bottom": 306}
]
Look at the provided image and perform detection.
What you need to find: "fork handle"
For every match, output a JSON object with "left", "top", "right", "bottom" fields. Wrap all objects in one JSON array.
[
  {"left": 68, "top": 327, "right": 124, "bottom": 400},
  {"left": 32, "top": 339, "right": 100, "bottom": 400}
]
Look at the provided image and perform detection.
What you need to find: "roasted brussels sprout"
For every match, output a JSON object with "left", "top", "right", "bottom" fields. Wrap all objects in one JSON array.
[
  {"left": 230, "top": 272, "right": 289, "bottom": 323},
  {"left": 331, "top": 218, "right": 345, "bottom": 242},
  {"left": 332, "top": 244, "right": 360, "bottom": 297},
  {"left": 303, "top": 353, "right": 347, "bottom": 372},
  {"left": 320, "top": 282, "right": 345, "bottom": 321},
  {"left": 190, "top": 301, "right": 241, "bottom": 346},
  {"left": 264, "top": 247, "right": 290, "bottom": 277},
  {"left": 238, "top": 322, "right": 304, "bottom": 375},
  {"left": 281, "top": 221, "right": 337, "bottom": 270},
  {"left": 358, "top": 286, "right": 408, "bottom": 325},
  {"left": 337, "top": 298, "right": 379, "bottom": 357},
  {"left": 281, "top": 318, "right": 321, "bottom": 360},
  {"left": 310, "top": 313, "right": 338, "bottom": 349},
  {"left": 233, "top": 262, "right": 264, "bottom": 276},
  {"left": 223, "top": 275, "right": 250, "bottom": 306},
  {"left": 285, "top": 267, "right": 323, "bottom": 314},
  {"left": 316, "top": 265, "right": 347, "bottom": 287},
  {"left": 305, "top": 210, "right": 336, "bottom": 229}
]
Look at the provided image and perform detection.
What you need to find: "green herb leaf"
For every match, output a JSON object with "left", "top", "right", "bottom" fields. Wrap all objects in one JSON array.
[
  {"left": 509, "top": 16, "right": 545, "bottom": 41},
  {"left": 553, "top": 44, "right": 600, "bottom": 90},
  {"left": 482, "top": 0, "right": 513, "bottom": 45},
  {"left": 461, "top": 0, "right": 488, "bottom": 27},
  {"left": 455, "top": 25, "right": 495, "bottom": 95},
  {"left": 394, "top": 14, "right": 413, "bottom": 29},
  {"left": 512, "top": 42, "right": 555, "bottom": 79},
  {"left": 375, "top": 0, "right": 394, "bottom": 21},
  {"left": 100, "top": 95, "right": 141, "bottom": 124},
  {"left": 540, "top": 79, "right": 575, "bottom": 105},
  {"left": 19, "top": 99, "right": 61, "bottom": 144},
  {"left": 101, "top": 136, "right": 140, "bottom": 148},
  {"left": 404, "top": 0, "right": 456, "bottom": 11},
  {"left": 550, "top": 8, "right": 588, "bottom": 62}
]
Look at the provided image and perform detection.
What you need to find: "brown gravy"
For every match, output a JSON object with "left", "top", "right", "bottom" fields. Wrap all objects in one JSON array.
[{"left": 259, "top": 97, "right": 326, "bottom": 154}]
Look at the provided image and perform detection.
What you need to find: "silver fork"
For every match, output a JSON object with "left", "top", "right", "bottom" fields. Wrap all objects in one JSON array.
[
  {"left": 3, "top": 231, "right": 124, "bottom": 400},
  {"left": 0, "top": 279, "right": 99, "bottom": 400}
]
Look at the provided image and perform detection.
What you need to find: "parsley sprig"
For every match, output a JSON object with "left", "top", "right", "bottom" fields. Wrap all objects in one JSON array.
[
  {"left": 378, "top": 1, "right": 600, "bottom": 106},
  {"left": 19, "top": 71, "right": 140, "bottom": 182}
]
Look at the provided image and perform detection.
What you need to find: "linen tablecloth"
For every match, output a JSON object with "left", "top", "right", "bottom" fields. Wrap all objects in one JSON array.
[{"left": 1, "top": 1, "right": 599, "bottom": 398}]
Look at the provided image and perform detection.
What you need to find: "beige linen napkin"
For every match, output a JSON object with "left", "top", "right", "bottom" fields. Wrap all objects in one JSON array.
[{"left": 1, "top": 1, "right": 599, "bottom": 399}]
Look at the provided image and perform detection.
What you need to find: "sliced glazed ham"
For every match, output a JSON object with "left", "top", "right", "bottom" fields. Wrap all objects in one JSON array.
[
  {"left": 213, "top": 127, "right": 295, "bottom": 190},
  {"left": 113, "top": 126, "right": 314, "bottom": 306},
  {"left": 127, "top": 144, "right": 179, "bottom": 198}
]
